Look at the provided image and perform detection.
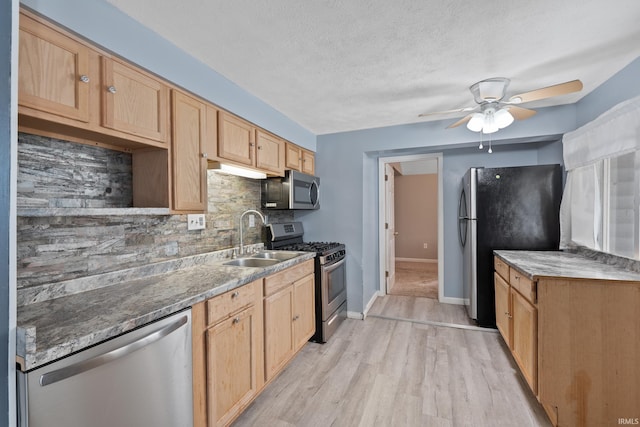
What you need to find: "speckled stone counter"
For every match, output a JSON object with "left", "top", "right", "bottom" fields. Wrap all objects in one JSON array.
[
  {"left": 494, "top": 250, "right": 640, "bottom": 282},
  {"left": 16, "top": 248, "right": 315, "bottom": 371}
]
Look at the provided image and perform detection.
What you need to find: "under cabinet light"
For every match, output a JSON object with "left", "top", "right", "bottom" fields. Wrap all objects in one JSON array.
[{"left": 208, "top": 161, "right": 267, "bottom": 179}]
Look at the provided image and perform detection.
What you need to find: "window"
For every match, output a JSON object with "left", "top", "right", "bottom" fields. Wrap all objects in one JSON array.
[{"left": 560, "top": 94, "right": 640, "bottom": 260}]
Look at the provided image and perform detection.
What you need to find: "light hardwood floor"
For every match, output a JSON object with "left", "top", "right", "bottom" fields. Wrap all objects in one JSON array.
[{"left": 232, "top": 295, "right": 551, "bottom": 427}]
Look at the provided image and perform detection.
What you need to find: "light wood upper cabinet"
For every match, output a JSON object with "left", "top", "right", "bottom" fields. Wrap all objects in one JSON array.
[
  {"left": 255, "top": 130, "right": 284, "bottom": 175},
  {"left": 301, "top": 149, "right": 315, "bottom": 175},
  {"left": 217, "top": 112, "right": 255, "bottom": 167},
  {"left": 101, "top": 57, "right": 169, "bottom": 144},
  {"left": 285, "top": 143, "right": 302, "bottom": 170},
  {"left": 171, "top": 90, "right": 207, "bottom": 212},
  {"left": 285, "top": 142, "right": 315, "bottom": 175},
  {"left": 18, "top": 13, "right": 90, "bottom": 123}
]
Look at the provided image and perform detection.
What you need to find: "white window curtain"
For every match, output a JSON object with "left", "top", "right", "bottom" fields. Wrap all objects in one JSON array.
[{"left": 560, "top": 94, "right": 640, "bottom": 250}]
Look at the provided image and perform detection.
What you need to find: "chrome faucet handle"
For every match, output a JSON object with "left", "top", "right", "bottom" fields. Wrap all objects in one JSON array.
[{"left": 232, "top": 248, "right": 237, "bottom": 259}]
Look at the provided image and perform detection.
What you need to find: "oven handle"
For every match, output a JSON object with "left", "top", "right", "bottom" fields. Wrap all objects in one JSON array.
[{"left": 323, "top": 256, "right": 346, "bottom": 272}]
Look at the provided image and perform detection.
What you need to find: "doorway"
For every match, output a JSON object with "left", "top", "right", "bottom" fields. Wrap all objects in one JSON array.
[{"left": 378, "top": 153, "right": 444, "bottom": 301}]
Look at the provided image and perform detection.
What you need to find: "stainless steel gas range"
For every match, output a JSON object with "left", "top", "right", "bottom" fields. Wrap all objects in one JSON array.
[{"left": 267, "top": 222, "right": 347, "bottom": 343}]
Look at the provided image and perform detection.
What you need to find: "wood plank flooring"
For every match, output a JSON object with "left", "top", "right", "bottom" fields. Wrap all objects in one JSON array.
[{"left": 232, "top": 296, "right": 551, "bottom": 427}]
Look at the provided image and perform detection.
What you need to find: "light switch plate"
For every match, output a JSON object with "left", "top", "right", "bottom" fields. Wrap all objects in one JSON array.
[{"left": 187, "top": 214, "right": 206, "bottom": 231}]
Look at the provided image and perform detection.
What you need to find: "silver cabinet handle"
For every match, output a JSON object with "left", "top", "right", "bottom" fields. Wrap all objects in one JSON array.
[
  {"left": 231, "top": 291, "right": 239, "bottom": 298},
  {"left": 232, "top": 317, "right": 240, "bottom": 324},
  {"left": 293, "top": 315, "right": 300, "bottom": 321},
  {"left": 79, "top": 75, "right": 90, "bottom": 83},
  {"left": 107, "top": 86, "right": 117, "bottom": 94},
  {"left": 39, "top": 315, "right": 188, "bottom": 386},
  {"left": 201, "top": 153, "right": 208, "bottom": 158}
]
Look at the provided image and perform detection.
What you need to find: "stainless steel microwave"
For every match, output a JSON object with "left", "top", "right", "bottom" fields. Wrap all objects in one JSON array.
[{"left": 261, "top": 170, "right": 320, "bottom": 210}]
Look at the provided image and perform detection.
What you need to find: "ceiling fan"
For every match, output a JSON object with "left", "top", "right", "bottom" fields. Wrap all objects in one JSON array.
[{"left": 419, "top": 77, "right": 583, "bottom": 134}]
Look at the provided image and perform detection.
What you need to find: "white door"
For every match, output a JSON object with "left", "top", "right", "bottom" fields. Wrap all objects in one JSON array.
[{"left": 385, "top": 164, "right": 396, "bottom": 293}]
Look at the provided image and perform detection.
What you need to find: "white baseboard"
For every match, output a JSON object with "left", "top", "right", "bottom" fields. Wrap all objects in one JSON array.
[
  {"left": 395, "top": 257, "right": 438, "bottom": 264},
  {"left": 347, "top": 311, "right": 364, "bottom": 320},
  {"left": 439, "top": 296, "right": 466, "bottom": 305}
]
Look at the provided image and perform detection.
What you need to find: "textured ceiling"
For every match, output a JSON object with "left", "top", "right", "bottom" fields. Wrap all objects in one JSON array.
[{"left": 106, "top": 0, "right": 640, "bottom": 135}]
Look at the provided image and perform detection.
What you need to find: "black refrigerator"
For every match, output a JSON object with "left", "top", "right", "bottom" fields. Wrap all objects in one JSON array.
[{"left": 458, "top": 164, "right": 563, "bottom": 327}]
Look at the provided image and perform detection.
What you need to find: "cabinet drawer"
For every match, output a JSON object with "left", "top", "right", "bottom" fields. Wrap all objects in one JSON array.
[
  {"left": 494, "top": 256, "right": 509, "bottom": 281},
  {"left": 264, "top": 259, "right": 314, "bottom": 297},
  {"left": 207, "top": 280, "right": 259, "bottom": 326},
  {"left": 510, "top": 268, "right": 536, "bottom": 304}
]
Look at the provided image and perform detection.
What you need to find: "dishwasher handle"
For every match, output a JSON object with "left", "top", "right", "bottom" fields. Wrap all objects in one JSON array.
[{"left": 39, "top": 314, "right": 189, "bottom": 387}]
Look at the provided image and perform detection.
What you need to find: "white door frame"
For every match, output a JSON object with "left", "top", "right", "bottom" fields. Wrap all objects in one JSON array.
[{"left": 377, "top": 153, "right": 444, "bottom": 301}]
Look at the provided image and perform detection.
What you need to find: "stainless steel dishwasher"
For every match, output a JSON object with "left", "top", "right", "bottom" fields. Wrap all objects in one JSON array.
[{"left": 17, "top": 309, "right": 193, "bottom": 427}]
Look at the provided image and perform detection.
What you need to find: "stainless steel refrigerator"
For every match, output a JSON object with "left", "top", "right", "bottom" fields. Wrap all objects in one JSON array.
[{"left": 459, "top": 165, "right": 562, "bottom": 327}]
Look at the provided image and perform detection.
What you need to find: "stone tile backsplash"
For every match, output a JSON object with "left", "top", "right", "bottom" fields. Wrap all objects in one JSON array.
[{"left": 17, "top": 133, "right": 293, "bottom": 288}]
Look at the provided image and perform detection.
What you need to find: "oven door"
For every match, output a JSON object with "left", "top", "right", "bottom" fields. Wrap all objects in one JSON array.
[{"left": 321, "top": 257, "right": 346, "bottom": 320}]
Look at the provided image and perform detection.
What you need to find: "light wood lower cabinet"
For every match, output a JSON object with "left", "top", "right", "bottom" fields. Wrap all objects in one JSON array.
[
  {"left": 192, "top": 280, "right": 263, "bottom": 427},
  {"left": 264, "top": 259, "right": 315, "bottom": 381},
  {"left": 495, "top": 254, "right": 640, "bottom": 427},
  {"left": 494, "top": 262, "right": 538, "bottom": 394},
  {"left": 192, "top": 260, "right": 315, "bottom": 427}
]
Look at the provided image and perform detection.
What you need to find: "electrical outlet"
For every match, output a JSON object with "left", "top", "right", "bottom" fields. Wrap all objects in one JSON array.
[
  {"left": 249, "top": 214, "right": 255, "bottom": 228},
  {"left": 187, "top": 214, "right": 206, "bottom": 231},
  {"left": 423, "top": 243, "right": 428, "bottom": 249}
]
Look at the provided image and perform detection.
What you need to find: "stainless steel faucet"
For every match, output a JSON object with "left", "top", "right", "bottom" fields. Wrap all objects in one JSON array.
[{"left": 239, "top": 209, "right": 266, "bottom": 255}]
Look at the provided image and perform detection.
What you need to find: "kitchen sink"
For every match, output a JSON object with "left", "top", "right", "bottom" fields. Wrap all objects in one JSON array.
[
  {"left": 223, "top": 258, "right": 281, "bottom": 268},
  {"left": 251, "top": 251, "right": 302, "bottom": 261}
]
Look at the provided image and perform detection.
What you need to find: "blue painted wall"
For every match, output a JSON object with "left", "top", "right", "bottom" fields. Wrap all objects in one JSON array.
[
  {"left": 21, "top": 0, "right": 317, "bottom": 151},
  {"left": 1, "top": 1, "right": 17, "bottom": 424},
  {"left": 302, "top": 106, "right": 577, "bottom": 312},
  {"left": 576, "top": 57, "right": 640, "bottom": 127},
  {"left": 305, "top": 56, "right": 640, "bottom": 313}
]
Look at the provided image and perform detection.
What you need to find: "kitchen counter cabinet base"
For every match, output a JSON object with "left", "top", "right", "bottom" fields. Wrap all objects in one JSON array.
[{"left": 538, "top": 278, "right": 640, "bottom": 427}]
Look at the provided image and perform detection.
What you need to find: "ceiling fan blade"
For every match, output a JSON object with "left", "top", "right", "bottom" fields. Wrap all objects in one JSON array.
[
  {"left": 507, "top": 105, "right": 537, "bottom": 120},
  {"left": 446, "top": 113, "right": 474, "bottom": 129},
  {"left": 507, "top": 79, "right": 583, "bottom": 104},
  {"left": 419, "top": 106, "right": 476, "bottom": 117}
]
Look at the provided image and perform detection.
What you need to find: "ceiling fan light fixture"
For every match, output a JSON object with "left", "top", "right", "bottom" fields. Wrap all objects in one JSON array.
[
  {"left": 467, "top": 113, "right": 485, "bottom": 132},
  {"left": 494, "top": 108, "right": 514, "bottom": 129},
  {"left": 482, "top": 110, "right": 499, "bottom": 134}
]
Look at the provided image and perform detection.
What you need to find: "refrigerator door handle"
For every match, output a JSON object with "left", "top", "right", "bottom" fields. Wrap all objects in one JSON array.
[
  {"left": 458, "top": 189, "right": 468, "bottom": 247},
  {"left": 39, "top": 315, "right": 189, "bottom": 387}
]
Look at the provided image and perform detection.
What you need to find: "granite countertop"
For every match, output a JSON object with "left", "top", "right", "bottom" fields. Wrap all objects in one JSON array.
[
  {"left": 494, "top": 250, "right": 640, "bottom": 282},
  {"left": 16, "top": 248, "right": 316, "bottom": 371}
]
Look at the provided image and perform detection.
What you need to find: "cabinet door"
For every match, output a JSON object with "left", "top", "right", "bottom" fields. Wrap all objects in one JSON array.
[
  {"left": 218, "top": 112, "right": 255, "bottom": 167},
  {"left": 19, "top": 14, "right": 90, "bottom": 123},
  {"left": 256, "top": 130, "right": 284, "bottom": 175},
  {"left": 171, "top": 90, "right": 207, "bottom": 211},
  {"left": 494, "top": 272, "right": 511, "bottom": 347},
  {"left": 206, "top": 305, "right": 258, "bottom": 427},
  {"left": 511, "top": 289, "right": 538, "bottom": 394},
  {"left": 285, "top": 143, "right": 302, "bottom": 171},
  {"left": 264, "top": 285, "right": 294, "bottom": 381},
  {"left": 101, "top": 57, "right": 169, "bottom": 143},
  {"left": 293, "top": 274, "right": 316, "bottom": 350},
  {"left": 301, "top": 149, "right": 315, "bottom": 175}
]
